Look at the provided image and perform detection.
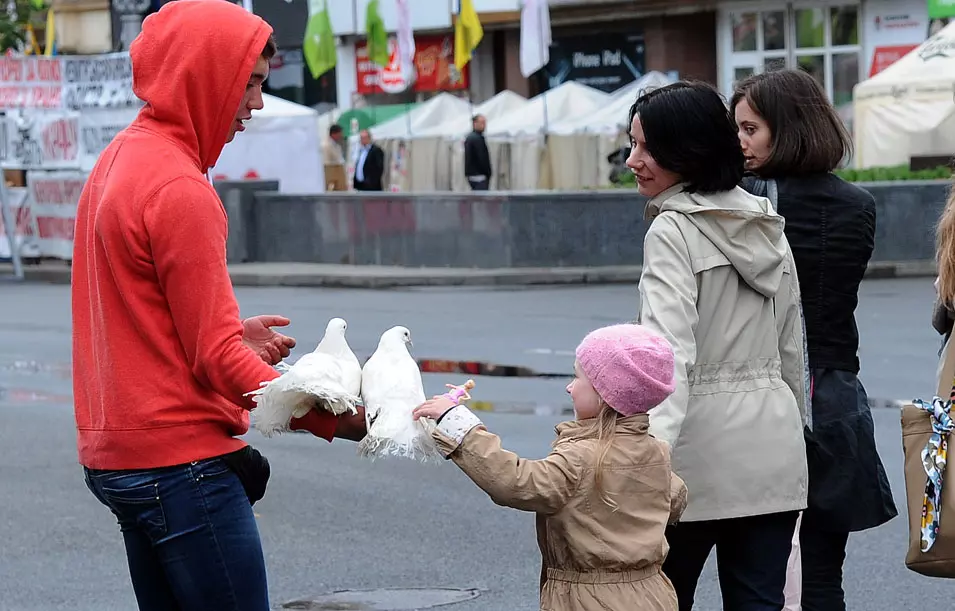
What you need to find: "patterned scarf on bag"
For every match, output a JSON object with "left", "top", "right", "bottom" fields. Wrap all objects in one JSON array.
[{"left": 911, "top": 393, "right": 954, "bottom": 552}]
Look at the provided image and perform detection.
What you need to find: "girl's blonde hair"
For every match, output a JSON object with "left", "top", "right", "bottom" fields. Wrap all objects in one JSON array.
[
  {"left": 938, "top": 186, "right": 955, "bottom": 307},
  {"left": 564, "top": 401, "right": 621, "bottom": 510}
]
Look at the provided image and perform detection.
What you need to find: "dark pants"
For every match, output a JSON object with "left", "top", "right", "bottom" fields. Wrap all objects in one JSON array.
[
  {"left": 84, "top": 456, "right": 269, "bottom": 611},
  {"left": 467, "top": 178, "right": 489, "bottom": 191},
  {"left": 800, "top": 523, "right": 849, "bottom": 611},
  {"left": 663, "top": 511, "right": 799, "bottom": 611}
]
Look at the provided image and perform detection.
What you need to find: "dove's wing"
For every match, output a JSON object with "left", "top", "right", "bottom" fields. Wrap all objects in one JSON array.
[
  {"left": 246, "top": 352, "right": 359, "bottom": 437},
  {"left": 339, "top": 344, "right": 363, "bottom": 397}
]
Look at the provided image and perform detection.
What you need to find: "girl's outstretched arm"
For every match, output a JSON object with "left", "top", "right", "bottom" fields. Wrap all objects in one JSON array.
[{"left": 418, "top": 403, "right": 583, "bottom": 515}]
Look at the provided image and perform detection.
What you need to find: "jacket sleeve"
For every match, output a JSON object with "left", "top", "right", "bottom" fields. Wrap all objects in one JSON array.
[
  {"left": 638, "top": 215, "right": 699, "bottom": 447},
  {"left": 777, "top": 250, "right": 809, "bottom": 426},
  {"left": 668, "top": 472, "right": 688, "bottom": 524},
  {"left": 143, "top": 177, "right": 279, "bottom": 410},
  {"left": 430, "top": 406, "right": 582, "bottom": 515}
]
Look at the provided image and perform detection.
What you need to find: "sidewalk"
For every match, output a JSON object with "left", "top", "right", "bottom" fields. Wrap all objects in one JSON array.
[{"left": 0, "top": 259, "right": 938, "bottom": 288}]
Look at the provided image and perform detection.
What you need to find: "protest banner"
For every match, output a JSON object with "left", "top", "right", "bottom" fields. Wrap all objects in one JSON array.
[
  {"left": 0, "top": 53, "right": 138, "bottom": 112},
  {"left": 24, "top": 171, "right": 86, "bottom": 260},
  {"left": 0, "top": 111, "right": 82, "bottom": 170}
]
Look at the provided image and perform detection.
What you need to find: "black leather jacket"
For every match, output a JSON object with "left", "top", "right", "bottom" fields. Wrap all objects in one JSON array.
[{"left": 743, "top": 173, "right": 875, "bottom": 373}]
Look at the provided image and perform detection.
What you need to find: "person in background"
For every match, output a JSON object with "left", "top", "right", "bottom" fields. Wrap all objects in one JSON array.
[
  {"left": 323, "top": 123, "right": 347, "bottom": 191},
  {"left": 353, "top": 129, "right": 385, "bottom": 191},
  {"left": 629, "top": 81, "right": 809, "bottom": 611},
  {"left": 733, "top": 69, "right": 897, "bottom": 611},
  {"left": 464, "top": 114, "right": 492, "bottom": 190},
  {"left": 71, "top": 3, "right": 366, "bottom": 609}
]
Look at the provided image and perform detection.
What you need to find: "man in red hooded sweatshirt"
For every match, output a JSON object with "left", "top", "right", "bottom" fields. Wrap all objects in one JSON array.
[{"left": 71, "top": 2, "right": 365, "bottom": 609}]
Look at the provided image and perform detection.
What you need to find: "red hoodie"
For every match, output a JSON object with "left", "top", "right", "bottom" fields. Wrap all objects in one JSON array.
[{"left": 71, "top": 1, "right": 333, "bottom": 470}]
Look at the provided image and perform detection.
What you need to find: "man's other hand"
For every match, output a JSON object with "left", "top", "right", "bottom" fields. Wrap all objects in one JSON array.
[{"left": 242, "top": 315, "right": 296, "bottom": 365}]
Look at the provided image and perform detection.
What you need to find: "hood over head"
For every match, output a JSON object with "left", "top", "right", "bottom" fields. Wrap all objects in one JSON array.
[
  {"left": 130, "top": 0, "right": 272, "bottom": 170},
  {"left": 646, "top": 184, "right": 788, "bottom": 298}
]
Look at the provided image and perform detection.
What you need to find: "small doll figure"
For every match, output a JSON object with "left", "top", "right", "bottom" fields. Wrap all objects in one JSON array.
[{"left": 441, "top": 379, "right": 475, "bottom": 404}]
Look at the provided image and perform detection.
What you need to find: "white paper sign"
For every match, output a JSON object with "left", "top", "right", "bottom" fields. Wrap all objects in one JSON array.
[
  {"left": 25, "top": 170, "right": 87, "bottom": 260},
  {"left": 0, "top": 111, "right": 82, "bottom": 170}
]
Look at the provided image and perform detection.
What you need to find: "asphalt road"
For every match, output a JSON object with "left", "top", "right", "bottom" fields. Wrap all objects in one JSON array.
[{"left": 1, "top": 278, "right": 954, "bottom": 610}]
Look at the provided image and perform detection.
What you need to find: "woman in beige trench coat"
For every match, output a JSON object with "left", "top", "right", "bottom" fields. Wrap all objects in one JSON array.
[{"left": 628, "top": 82, "right": 809, "bottom": 611}]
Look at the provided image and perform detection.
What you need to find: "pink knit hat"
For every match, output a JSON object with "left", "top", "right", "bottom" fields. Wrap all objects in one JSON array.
[{"left": 575, "top": 324, "right": 676, "bottom": 416}]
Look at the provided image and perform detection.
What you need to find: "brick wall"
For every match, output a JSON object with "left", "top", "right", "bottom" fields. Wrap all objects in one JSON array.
[{"left": 644, "top": 11, "right": 718, "bottom": 83}]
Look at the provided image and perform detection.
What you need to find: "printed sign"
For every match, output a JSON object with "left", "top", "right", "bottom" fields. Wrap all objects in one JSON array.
[
  {"left": 356, "top": 35, "right": 469, "bottom": 95},
  {"left": 24, "top": 171, "right": 86, "bottom": 260},
  {"left": 0, "top": 53, "right": 138, "bottom": 111},
  {"left": 0, "top": 112, "right": 82, "bottom": 170},
  {"left": 538, "top": 33, "right": 645, "bottom": 93},
  {"left": 62, "top": 54, "right": 138, "bottom": 110},
  {"left": 864, "top": 0, "right": 930, "bottom": 75},
  {"left": 79, "top": 107, "right": 140, "bottom": 170},
  {"left": 0, "top": 56, "right": 63, "bottom": 109}
]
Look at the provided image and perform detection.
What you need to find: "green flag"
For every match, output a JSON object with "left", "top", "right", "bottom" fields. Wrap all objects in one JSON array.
[
  {"left": 366, "top": 0, "right": 389, "bottom": 67},
  {"left": 303, "top": 0, "right": 336, "bottom": 79},
  {"left": 928, "top": 0, "right": 955, "bottom": 19}
]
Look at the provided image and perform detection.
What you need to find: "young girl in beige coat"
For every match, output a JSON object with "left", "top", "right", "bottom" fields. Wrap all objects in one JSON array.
[{"left": 413, "top": 324, "right": 687, "bottom": 611}]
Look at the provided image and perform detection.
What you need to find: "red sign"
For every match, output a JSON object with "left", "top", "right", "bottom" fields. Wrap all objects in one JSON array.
[
  {"left": 355, "top": 34, "right": 469, "bottom": 95},
  {"left": 869, "top": 44, "right": 919, "bottom": 76}
]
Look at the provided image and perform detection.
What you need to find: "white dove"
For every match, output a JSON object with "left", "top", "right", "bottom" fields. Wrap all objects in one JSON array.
[
  {"left": 358, "top": 326, "right": 443, "bottom": 463},
  {"left": 247, "top": 317, "right": 362, "bottom": 437}
]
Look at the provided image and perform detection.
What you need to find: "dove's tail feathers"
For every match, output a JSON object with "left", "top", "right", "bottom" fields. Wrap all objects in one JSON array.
[
  {"left": 357, "top": 431, "right": 444, "bottom": 464},
  {"left": 248, "top": 376, "right": 359, "bottom": 438}
]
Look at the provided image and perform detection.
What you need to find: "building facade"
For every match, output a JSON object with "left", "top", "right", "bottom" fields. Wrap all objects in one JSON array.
[{"left": 47, "top": 0, "right": 941, "bottom": 118}]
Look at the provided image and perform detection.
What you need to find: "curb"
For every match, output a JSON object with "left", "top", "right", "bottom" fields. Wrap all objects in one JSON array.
[{"left": 0, "top": 259, "right": 937, "bottom": 288}]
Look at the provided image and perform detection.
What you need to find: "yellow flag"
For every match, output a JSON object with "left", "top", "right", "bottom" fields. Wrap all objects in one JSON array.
[
  {"left": 44, "top": 10, "right": 55, "bottom": 56},
  {"left": 454, "top": 0, "right": 483, "bottom": 71}
]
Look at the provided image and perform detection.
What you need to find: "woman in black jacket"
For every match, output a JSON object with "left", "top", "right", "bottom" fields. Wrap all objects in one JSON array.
[{"left": 731, "top": 69, "right": 897, "bottom": 611}]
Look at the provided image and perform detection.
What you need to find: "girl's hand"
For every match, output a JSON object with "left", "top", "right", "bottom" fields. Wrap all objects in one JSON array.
[{"left": 413, "top": 396, "right": 458, "bottom": 421}]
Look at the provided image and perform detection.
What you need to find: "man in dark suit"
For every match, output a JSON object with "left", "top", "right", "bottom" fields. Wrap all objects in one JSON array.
[
  {"left": 464, "top": 114, "right": 491, "bottom": 190},
  {"left": 353, "top": 129, "right": 385, "bottom": 191}
]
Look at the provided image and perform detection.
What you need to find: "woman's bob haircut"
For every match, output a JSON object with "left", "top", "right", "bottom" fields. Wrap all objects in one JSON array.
[
  {"left": 628, "top": 81, "right": 745, "bottom": 194},
  {"left": 730, "top": 69, "right": 852, "bottom": 177}
]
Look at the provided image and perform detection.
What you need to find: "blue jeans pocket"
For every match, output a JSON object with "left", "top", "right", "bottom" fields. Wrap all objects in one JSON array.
[{"left": 100, "top": 480, "right": 168, "bottom": 541}]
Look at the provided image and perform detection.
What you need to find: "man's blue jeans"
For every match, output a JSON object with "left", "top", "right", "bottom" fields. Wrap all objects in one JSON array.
[{"left": 84, "top": 455, "right": 269, "bottom": 611}]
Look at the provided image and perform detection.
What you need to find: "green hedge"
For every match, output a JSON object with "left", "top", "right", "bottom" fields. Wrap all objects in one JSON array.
[
  {"left": 834, "top": 165, "right": 952, "bottom": 182},
  {"left": 611, "top": 165, "right": 952, "bottom": 188}
]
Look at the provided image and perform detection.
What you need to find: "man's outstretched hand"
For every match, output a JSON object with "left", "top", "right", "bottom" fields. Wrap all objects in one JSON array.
[{"left": 242, "top": 315, "right": 296, "bottom": 365}]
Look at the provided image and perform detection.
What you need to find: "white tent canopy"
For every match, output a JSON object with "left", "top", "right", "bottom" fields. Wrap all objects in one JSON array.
[
  {"left": 260, "top": 93, "right": 318, "bottom": 117},
  {"left": 486, "top": 81, "right": 611, "bottom": 137},
  {"left": 370, "top": 93, "right": 471, "bottom": 139},
  {"left": 212, "top": 93, "right": 325, "bottom": 193},
  {"left": 409, "top": 90, "right": 528, "bottom": 139},
  {"left": 548, "top": 71, "right": 676, "bottom": 136},
  {"left": 853, "top": 22, "right": 955, "bottom": 168}
]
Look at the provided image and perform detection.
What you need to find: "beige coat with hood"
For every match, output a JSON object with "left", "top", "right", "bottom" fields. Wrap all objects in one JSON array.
[
  {"left": 637, "top": 184, "right": 809, "bottom": 522},
  {"left": 430, "top": 408, "right": 687, "bottom": 611}
]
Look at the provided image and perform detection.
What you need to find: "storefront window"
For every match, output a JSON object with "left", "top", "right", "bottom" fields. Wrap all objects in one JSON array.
[
  {"left": 795, "top": 8, "right": 826, "bottom": 48},
  {"left": 721, "top": 2, "right": 861, "bottom": 120},
  {"left": 796, "top": 55, "right": 825, "bottom": 87},
  {"left": 832, "top": 52, "right": 859, "bottom": 107},
  {"left": 830, "top": 6, "right": 859, "bottom": 46},
  {"left": 763, "top": 11, "right": 787, "bottom": 51},
  {"left": 733, "top": 13, "right": 758, "bottom": 52},
  {"left": 765, "top": 57, "right": 787, "bottom": 72}
]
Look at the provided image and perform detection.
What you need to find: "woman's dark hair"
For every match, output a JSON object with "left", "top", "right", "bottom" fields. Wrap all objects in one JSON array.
[
  {"left": 730, "top": 69, "right": 851, "bottom": 177},
  {"left": 628, "top": 81, "right": 744, "bottom": 194}
]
